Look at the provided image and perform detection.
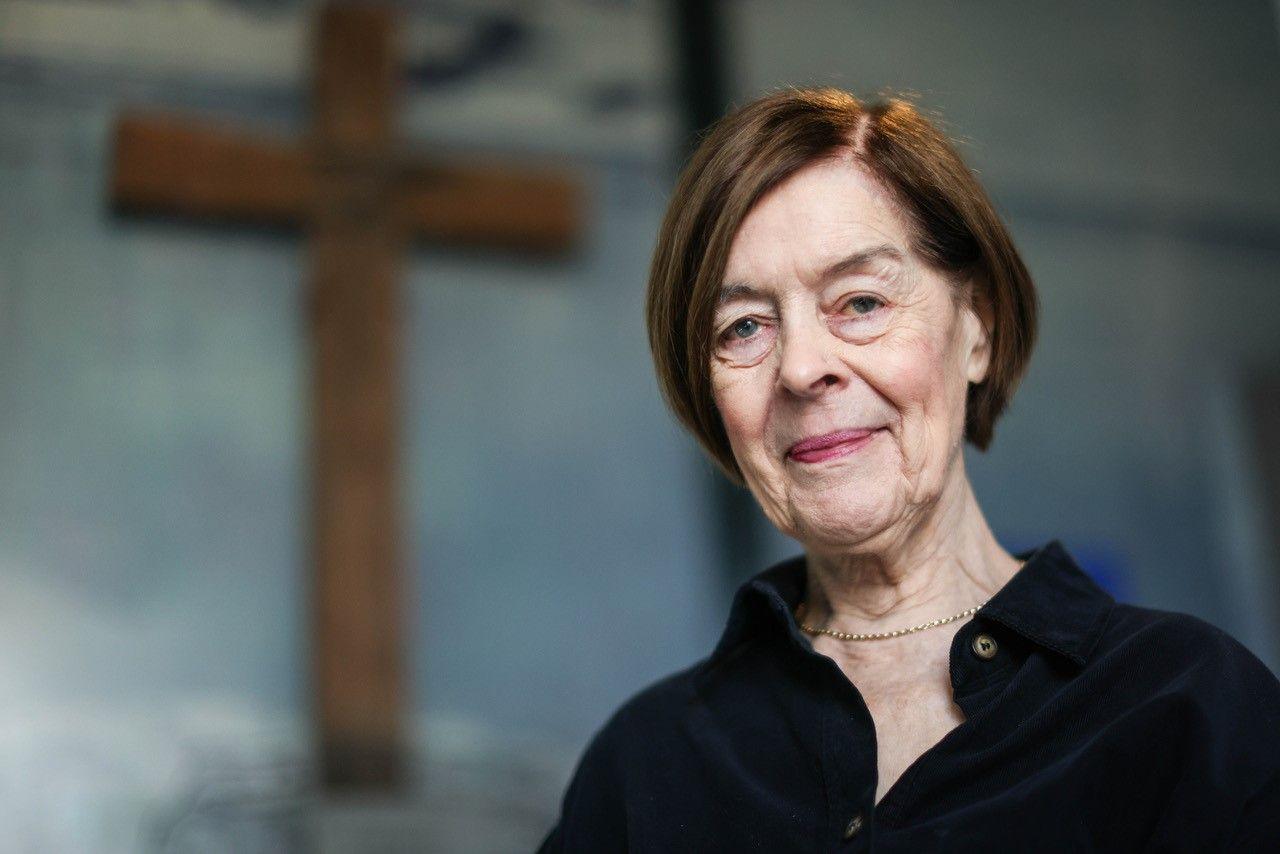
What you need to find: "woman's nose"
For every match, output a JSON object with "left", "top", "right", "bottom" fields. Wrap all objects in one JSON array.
[{"left": 776, "top": 325, "right": 847, "bottom": 398}]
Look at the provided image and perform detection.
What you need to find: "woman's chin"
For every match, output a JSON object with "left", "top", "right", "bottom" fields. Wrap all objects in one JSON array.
[{"left": 786, "top": 484, "right": 896, "bottom": 546}]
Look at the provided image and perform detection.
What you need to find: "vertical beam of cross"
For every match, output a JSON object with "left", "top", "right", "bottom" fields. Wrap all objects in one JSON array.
[{"left": 308, "top": 4, "right": 405, "bottom": 789}]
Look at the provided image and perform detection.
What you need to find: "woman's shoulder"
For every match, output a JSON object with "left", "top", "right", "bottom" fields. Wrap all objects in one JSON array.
[
  {"left": 1103, "top": 602, "right": 1275, "bottom": 664},
  {"left": 1094, "top": 604, "right": 1280, "bottom": 847},
  {"left": 574, "top": 658, "right": 706, "bottom": 766},
  {"left": 537, "top": 661, "right": 707, "bottom": 851},
  {"left": 1097, "top": 602, "right": 1280, "bottom": 708}
]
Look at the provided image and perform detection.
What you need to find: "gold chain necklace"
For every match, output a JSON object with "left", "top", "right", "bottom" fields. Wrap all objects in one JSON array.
[{"left": 794, "top": 599, "right": 986, "bottom": 641}]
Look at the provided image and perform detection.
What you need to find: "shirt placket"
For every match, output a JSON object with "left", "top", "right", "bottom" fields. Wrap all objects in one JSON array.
[
  {"left": 809, "top": 616, "right": 1019, "bottom": 848},
  {"left": 801, "top": 644, "right": 877, "bottom": 849}
]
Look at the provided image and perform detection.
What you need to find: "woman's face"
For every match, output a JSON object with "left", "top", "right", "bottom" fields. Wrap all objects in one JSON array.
[{"left": 710, "top": 152, "right": 992, "bottom": 549}]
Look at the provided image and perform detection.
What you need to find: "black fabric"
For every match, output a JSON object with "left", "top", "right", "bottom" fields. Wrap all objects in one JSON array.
[{"left": 536, "top": 539, "right": 1280, "bottom": 852}]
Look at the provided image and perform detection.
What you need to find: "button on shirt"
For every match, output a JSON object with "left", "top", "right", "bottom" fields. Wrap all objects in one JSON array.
[{"left": 536, "top": 540, "right": 1280, "bottom": 852}]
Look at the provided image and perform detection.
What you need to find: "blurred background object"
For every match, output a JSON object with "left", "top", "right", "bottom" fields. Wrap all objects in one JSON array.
[{"left": 1, "top": 0, "right": 1278, "bottom": 851}]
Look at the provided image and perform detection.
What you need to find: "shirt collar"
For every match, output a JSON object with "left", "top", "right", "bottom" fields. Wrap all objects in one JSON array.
[{"left": 703, "top": 539, "right": 1115, "bottom": 672}]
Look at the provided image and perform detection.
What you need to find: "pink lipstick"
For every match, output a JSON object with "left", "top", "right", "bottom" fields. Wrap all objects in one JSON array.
[{"left": 787, "top": 428, "right": 883, "bottom": 463}]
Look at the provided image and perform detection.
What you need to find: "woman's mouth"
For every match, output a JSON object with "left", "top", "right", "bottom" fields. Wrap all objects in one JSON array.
[{"left": 787, "top": 428, "right": 884, "bottom": 464}]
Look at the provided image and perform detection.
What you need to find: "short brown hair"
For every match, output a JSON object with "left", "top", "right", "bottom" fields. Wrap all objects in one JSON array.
[{"left": 645, "top": 87, "right": 1038, "bottom": 486}]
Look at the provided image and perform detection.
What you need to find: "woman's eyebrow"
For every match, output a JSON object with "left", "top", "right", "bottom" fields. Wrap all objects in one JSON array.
[
  {"left": 717, "top": 244, "right": 904, "bottom": 307},
  {"left": 716, "top": 282, "right": 772, "bottom": 307},
  {"left": 818, "top": 243, "right": 903, "bottom": 281}
]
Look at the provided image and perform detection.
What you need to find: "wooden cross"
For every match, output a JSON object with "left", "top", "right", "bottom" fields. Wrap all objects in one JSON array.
[{"left": 109, "top": 3, "right": 580, "bottom": 790}]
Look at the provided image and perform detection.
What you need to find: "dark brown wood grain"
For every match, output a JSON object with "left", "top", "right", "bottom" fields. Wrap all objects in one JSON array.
[{"left": 109, "top": 116, "right": 581, "bottom": 250}]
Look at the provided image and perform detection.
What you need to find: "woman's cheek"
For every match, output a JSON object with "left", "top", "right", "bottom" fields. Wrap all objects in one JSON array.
[
  {"left": 868, "top": 338, "right": 943, "bottom": 476},
  {"left": 880, "top": 329, "right": 946, "bottom": 404},
  {"left": 712, "top": 374, "right": 758, "bottom": 450}
]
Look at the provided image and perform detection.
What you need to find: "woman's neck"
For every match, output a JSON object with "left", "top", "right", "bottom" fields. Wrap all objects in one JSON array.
[{"left": 799, "top": 464, "right": 1023, "bottom": 656}]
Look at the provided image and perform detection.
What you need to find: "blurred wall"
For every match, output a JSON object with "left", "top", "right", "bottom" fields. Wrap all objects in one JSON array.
[{"left": 0, "top": 1, "right": 713, "bottom": 848}]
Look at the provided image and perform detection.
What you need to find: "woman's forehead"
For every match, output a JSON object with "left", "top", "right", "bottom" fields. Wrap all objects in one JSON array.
[{"left": 724, "top": 157, "right": 913, "bottom": 283}]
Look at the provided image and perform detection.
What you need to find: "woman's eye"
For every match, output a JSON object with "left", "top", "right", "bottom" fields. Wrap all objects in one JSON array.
[
  {"left": 842, "top": 295, "right": 884, "bottom": 316},
  {"left": 715, "top": 316, "right": 775, "bottom": 364}
]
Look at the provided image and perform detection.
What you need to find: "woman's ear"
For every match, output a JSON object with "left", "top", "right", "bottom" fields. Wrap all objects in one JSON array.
[{"left": 964, "top": 282, "right": 994, "bottom": 385}]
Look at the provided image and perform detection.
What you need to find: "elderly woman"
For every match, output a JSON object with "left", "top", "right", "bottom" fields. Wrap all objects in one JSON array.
[{"left": 537, "top": 88, "right": 1280, "bottom": 852}]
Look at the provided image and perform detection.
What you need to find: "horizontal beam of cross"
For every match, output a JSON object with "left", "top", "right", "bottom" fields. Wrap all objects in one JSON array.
[{"left": 111, "top": 112, "right": 582, "bottom": 253}]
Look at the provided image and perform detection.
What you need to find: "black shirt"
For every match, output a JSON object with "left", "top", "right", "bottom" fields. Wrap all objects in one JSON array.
[{"left": 536, "top": 539, "right": 1280, "bottom": 852}]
